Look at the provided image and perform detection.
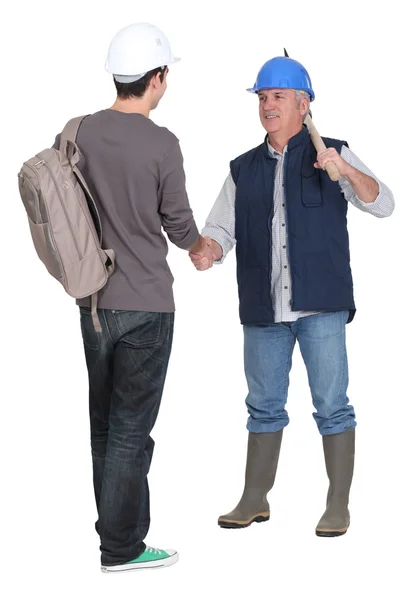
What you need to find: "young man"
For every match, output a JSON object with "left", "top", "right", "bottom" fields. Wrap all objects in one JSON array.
[
  {"left": 54, "top": 23, "right": 212, "bottom": 572},
  {"left": 190, "top": 55, "right": 394, "bottom": 537}
]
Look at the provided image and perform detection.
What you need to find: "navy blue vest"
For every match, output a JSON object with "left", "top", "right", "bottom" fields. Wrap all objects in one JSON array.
[{"left": 230, "top": 126, "right": 356, "bottom": 325}]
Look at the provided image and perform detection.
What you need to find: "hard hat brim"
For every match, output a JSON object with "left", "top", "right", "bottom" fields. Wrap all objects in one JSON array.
[
  {"left": 106, "top": 56, "right": 181, "bottom": 79},
  {"left": 246, "top": 85, "right": 315, "bottom": 101}
]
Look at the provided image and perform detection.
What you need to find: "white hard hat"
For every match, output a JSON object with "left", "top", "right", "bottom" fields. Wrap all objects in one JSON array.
[{"left": 105, "top": 22, "right": 180, "bottom": 83}]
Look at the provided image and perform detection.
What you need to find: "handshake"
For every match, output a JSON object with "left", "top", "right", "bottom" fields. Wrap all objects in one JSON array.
[{"left": 188, "top": 235, "right": 222, "bottom": 271}]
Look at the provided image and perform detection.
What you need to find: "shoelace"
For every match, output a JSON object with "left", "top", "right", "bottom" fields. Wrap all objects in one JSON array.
[{"left": 146, "top": 546, "right": 163, "bottom": 555}]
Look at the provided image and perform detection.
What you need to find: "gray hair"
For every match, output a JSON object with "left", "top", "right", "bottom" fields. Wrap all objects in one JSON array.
[{"left": 295, "top": 90, "right": 311, "bottom": 121}]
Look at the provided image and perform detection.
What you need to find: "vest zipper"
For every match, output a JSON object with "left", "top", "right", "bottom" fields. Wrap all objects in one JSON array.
[
  {"left": 37, "top": 153, "right": 83, "bottom": 261},
  {"left": 283, "top": 153, "right": 295, "bottom": 309},
  {"left": 268, "top": 163, "right": 276, "bottom": 319}
]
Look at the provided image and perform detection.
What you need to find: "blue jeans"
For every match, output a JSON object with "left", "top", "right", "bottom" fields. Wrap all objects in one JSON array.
[
  {"left": 79, "top": 308, "right": 174, "bottom": 567},
  {"left": 244, "top": 311, "right": 356, "bottom": 436}
]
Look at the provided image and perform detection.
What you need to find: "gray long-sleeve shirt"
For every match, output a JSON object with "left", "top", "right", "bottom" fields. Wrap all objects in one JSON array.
[
  {"left": 55, "top": 109, "right": 199, "bottom": 312},
  {"left": 202, "top": 142, "right": 395, "bottom": 323}
]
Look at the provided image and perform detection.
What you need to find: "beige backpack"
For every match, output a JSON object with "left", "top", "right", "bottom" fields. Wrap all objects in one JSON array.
[{"left": 18, "top": 116, "right": 115, "bottom": 332}]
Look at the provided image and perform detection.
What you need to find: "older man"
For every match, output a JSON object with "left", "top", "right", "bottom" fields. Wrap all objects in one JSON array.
[{"left": 190, "top": 55, "right": 394, "bottom": 536}]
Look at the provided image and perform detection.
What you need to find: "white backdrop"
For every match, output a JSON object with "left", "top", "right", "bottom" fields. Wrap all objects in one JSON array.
[{"left": 2, "top": 1, "right": 399, "bottom": 598}]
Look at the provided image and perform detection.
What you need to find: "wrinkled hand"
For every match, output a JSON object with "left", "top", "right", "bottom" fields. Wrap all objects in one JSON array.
[
  {"left": 314, "top": 148, "right": 350, "bottom": 178},
  {"left": 189, "top": 236, "right": 215, "bottom": 271}
]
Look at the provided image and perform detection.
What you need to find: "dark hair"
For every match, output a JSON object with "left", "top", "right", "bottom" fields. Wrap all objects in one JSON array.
[{"left": 113, "top": 66, "right": 167, "bottom": 99}]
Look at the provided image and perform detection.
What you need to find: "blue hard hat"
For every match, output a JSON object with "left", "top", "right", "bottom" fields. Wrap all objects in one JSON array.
[{"left": 247, "top": 56, "right": 315, "bottom": 101}]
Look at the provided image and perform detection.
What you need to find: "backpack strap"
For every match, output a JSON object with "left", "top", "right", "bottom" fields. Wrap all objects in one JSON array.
[
  {"left": 90, "top": 250, "right": 116, "bottom": 333},
  {"left": 58, "top": 114, "right": 114, "bottom": 334},
  {"left": 104, "top": 249, "right": 116, "bottom": 275},
  {"left": 91, "top": 293, "right": 101, "bottom": 333},
  {"left": 59, "top": 115, "right": 89, "bottom": 168}
]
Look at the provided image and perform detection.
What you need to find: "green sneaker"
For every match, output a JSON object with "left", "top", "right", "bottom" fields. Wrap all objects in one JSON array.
[{"left": 101, "top": 546, "right": 179, "bottom": 573}]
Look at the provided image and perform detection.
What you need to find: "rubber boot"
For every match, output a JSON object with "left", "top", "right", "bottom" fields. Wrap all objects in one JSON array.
[
  {"left": 218, "top": 430, "right": 283, "bottom": 528},
  {"left": 316, "top": 428, "right": 355, "bottom": 537}
]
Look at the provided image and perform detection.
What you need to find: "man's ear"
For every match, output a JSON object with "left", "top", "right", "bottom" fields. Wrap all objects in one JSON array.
[
  {"left": 150, "top": 73, "right": 158, "bottom": 89},
  {"left": 154, "top": 71, "right": 165, "bottom": 89},
  {"left": 301, "top": 98, "right": 310, "bottom": 116}
]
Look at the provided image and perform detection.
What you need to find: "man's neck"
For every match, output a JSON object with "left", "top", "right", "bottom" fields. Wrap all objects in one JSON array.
[
  {"left": 268, "top": 125, "right": 303, "bottom": 154},
  {"left": 109, "top": 97, "right": 151, "bottom": 118}
]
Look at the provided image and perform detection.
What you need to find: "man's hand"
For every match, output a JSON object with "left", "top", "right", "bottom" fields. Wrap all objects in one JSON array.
[
  {"left": 315, "top": 147, "right": 380, "bottom": 203},
  {"left": 188, "top": 236, "right": 214, "bottom": 270},
  {"left": 189, "top": 237, "right": 222, "bottom": 271},
  {"left": 314, "top": 148, "right": 351, "bottom": 178}
]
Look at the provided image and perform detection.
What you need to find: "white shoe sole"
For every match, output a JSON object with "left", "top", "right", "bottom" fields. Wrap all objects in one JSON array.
[{"left": 101, "top": 551, "right": 179, "bottom": 573}]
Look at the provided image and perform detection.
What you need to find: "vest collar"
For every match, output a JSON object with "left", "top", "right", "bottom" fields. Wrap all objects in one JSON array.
[
  {"left": 287, "top": 125, "right": 309, "bottom": 150},
  {"left": 263, "top": 125, "right": 309, "bottom": 160}
]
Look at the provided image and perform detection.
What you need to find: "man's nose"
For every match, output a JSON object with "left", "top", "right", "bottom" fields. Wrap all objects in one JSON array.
[{"left": 262, "top": 97, "right": 274, "bottom": 111}]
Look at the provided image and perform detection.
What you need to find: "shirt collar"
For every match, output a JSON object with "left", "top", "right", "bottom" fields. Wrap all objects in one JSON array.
[
  {"left": 266, "top": 125, "right": 309, "bottom": 158},
  {"left": 267, "top": 137, "right": 286, "bottom": 158}
]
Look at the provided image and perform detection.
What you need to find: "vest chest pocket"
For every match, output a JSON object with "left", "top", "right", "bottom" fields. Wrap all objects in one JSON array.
[{"left": 301, "top": 165, "right": 322, "bottom": 207}]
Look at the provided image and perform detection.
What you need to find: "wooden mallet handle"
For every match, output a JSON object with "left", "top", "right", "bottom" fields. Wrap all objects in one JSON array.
[{"left": 304, "top": 113, "right": 340, "bottom": 182}]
